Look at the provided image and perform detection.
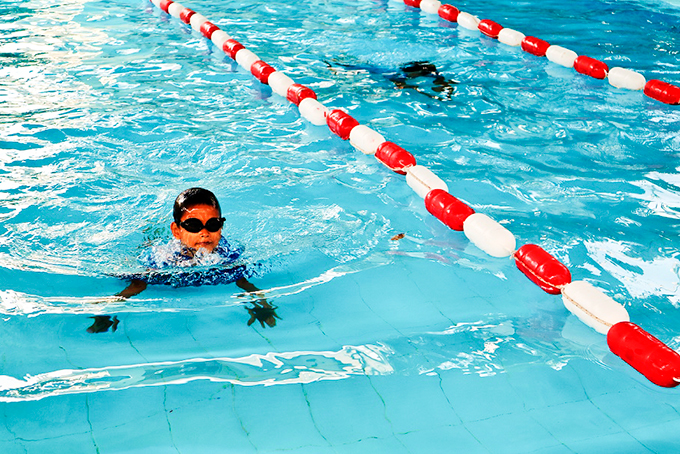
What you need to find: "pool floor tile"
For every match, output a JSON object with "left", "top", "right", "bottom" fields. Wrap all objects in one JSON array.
[
  {"left": 465, "top": 412, "right": 560, "bottom": 454},
  {"left": 527, "top": 400, "right": 621, "bottom": 444},
  {"left": 92, "top": 411, "right": 179, "bottom": 454},
  {"left": 333, "top": 435, "right": 411, "bottom": 454},
  {"left": 232, "top": 383, "right": 331, "bottom": 451},
  {"left": 94, "top": 425, "right": 181, "bottom": 454},
  {"left": 570, "top": 357, "right": 638, "bottom": 397},
  {"left": 21, "top": 433, "right": 97, "bottom": 454},
  {"left": 301, "top": 375, "right": 394, "bottom": 445},
  {"left": 56, "top": 314, "right": 145, "bottom": 371},
  {"left": 157, "top": 381, "right": 260, "bottom": 452},
  {"left": 0, "top": 440, "right": 26, "bottom": 454},
  {"left": 304, "top": 276, "right": 403, "bottom": 345},
  {"left": 505, "top": 362, "right": 588, "bottom": 410},
  {"left": 182, "top": 307, "right": 274, "bottom": 357},
  {"left": 438, "top": 371, "right": 526, "bottom": 423},
  {"left": 590, "top": 387, "right": 680, "bottom": 433},
  {"left": 88, "top": 385, "right": 168, "bottom": 432},
  {"left": 0, "top": 417, "right": 16, "bottom": 443},
  {"left": 628, "top": 417, "right": 680, "bottom": 453},
  {"left": 526, "top": 445, "right": 575, "bottom": 454},
  {"left": 368, "top": 374, "right": 463, "bottom": 433},
  {"left": 350, "top": 263, "right": 453, "bottom": 330},
  {"left": 430, "top": 294, "right": 498, "bottom": 327},
  {"left": 121, "top": 311, "right": 256, "bottom": 363},
  {"left": 2, "top": 393, "right": 91, "bottom": 442},
  {"left": 257, "top": 445, "right": 338, "bottom": 454},
  {"left": 563, "top": 431, "right": 653, "bottom": 454},
  {"left": 398, "top": 424, "right": 489, "bottom": 454}
]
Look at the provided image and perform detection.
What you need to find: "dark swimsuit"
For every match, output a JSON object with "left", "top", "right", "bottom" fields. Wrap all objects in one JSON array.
[{"left": 120, "top": 237, "right": 259, "bottom": 287}]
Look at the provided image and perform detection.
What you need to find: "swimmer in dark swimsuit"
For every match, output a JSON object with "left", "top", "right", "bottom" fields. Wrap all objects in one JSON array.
[
  {"left": 325, "top": 59, "right": 458, "bottom": 101},
  {"left": 90, "top": 188, "right": 278, "bottom": 332}
]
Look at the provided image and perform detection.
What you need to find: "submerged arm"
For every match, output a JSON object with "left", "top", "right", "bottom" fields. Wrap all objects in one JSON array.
[
  {"left": 236, "top": 277, "right": 280, "bottom": 328},
  {"left": 235, "top": 277, "right": 260, "bottom": 293},
  {"left": 116, "top": 279, "right": 147, "bottom": 298}
]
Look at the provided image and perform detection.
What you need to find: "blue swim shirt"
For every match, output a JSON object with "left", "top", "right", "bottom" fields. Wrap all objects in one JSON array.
[{"left": 124, "top": 237, "right": 258, "bottom": 287}]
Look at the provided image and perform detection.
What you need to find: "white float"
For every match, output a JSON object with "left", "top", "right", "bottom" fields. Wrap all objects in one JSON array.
[
  {"left": 406, "top": 165, "right": 448, "bottom": 199},
  {"left": 235, "top": 49, "right": 260, "bottom": 72},
  {"left": 268, "top": 71, "right": 295, "bottom": 97},
  {"left": 462, "top": 213, "right": 516, "bottom": 257},
  {"left": 298, "top": 98, "right": 328, "bottom": 126},
  {"left": 210, "top": 30, "right": 231, "bottom": 50},
  {"left": 546, "top": 45, "right": 578, "bottom": 68},
  {"left": 457, "top": 12, "right": 480, "bottom": 31},
  {"left": 151, "top": 0, "right": 162, "bottom": 8},
  {"left": 349, "top": 126, "right": 385, "bottom": 155},
  {"left": 497, "top": 28, "right": 525, "bottom": 47},
  {"left": 608, "top": 67, "right": 646, "bottom": 91},
  {"left": 420, "top": 0, "right": 442, "bottom": 14},
  {"left": 189, "top": 13, "right": 208, "bottom": 33},
  {"left": 167, "top": 2, "right": 184, "bottom": 18},
  {"left": 561, "top": 281, "right": 630, "bottom": 334}
]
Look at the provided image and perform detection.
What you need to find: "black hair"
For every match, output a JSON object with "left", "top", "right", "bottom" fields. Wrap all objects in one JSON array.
[{"left": 173, "top": 187, "right": 222, "bottom": 224}]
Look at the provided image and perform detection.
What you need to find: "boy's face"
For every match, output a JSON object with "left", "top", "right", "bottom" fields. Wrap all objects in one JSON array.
[{"left": 171, "top": 204, "right": 222, "bottom": 252}]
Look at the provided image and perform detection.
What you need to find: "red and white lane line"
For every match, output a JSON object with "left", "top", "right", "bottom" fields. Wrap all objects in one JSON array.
[
  {"left": 147, "top": 0, "right": 680, "bottom": 388},
  {"left": 400, "top": 0, "right": 680, "bottom": 105}
]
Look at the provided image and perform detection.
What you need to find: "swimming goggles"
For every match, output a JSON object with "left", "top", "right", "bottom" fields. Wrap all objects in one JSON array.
[{"left": 179, "top": 217, "right": 225, "bottom": 233}]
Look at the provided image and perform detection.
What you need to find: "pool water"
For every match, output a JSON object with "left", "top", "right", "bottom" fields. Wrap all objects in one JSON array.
[{"left": 1, "top": 0, "right": 680, "bottom": 452}]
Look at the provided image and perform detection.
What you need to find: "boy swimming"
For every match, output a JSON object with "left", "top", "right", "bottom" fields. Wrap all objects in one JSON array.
[{"left": 93, "top": 188, "right": 278, "bottom": 332}]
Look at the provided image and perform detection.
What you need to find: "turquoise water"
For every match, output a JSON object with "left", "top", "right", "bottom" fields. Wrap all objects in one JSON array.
[{"left": 1, "top": 0, "right": 680, "bottom": 452}]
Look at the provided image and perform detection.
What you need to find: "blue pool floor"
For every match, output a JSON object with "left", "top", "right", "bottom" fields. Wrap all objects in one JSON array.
[{"left": 2, "top": 253, "right": 680, "bottom": 453}]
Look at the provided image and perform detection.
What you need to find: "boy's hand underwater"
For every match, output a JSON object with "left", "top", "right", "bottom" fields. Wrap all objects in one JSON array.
[{"left": 245, "top": 300, "right": 281, "bottom": 328}]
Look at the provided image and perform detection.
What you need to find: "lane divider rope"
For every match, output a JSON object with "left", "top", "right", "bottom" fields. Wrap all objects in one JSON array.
[
  {"left": 401, "top": 0, "right": 680, "bottom": 105},
  {"left": 147, "top": 0, "right": 680, "bottom": 387}
]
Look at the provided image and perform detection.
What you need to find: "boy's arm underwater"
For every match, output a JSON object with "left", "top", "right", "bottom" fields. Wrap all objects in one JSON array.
[
  {"left": 112, "top": 274, "right": 280, "bottom": 328},
  {"left": 115, "top": 275, "right": 258, "bottom": 298},
  {"left": 235, "top": 276, "right": 259, "bottom": 293},
  {"left": 116, "top": 279, "right": 147, "bottom": 299},
  {"left": 112, "top": 263, "right": 250, "bottom": 299},
  {"left": 235, "top": 277, "right": 281, "bottom": 328}
]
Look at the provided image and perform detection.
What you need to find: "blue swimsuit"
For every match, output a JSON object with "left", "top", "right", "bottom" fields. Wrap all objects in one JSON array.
[{"left": 124, "top": 237, "right": 258, "bottom": 287}]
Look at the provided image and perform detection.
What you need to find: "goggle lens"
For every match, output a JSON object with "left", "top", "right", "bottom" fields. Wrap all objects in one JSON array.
[{"left": 180, "top": 217, "right": 225, "bottom": 233}]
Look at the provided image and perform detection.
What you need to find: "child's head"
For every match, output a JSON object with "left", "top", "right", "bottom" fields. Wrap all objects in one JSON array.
[{"left": 170, "top": 187, "right": 224, "bottom": 252}]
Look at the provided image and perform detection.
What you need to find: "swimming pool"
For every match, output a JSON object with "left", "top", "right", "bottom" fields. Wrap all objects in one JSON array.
[{"left": 1, "top": 0, "right": 679, "bottom": 452}]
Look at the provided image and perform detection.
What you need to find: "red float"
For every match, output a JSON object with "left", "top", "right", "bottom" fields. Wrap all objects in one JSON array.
[
  {"left": 438, "top": 4, "right": 460, "bottom": 22},
  {"left": 644, "top": 80, "right": 680, "bottom": 105},
  {"left": 478, "top": 20, "right": 503, "bottom": 39},
  {"left": 514, "top": 244, "right": 571, "bottom": 294},
  {"left": 199, "top": 21, "right": 220, "bottom": 39},
  {"left": 404, "top": 0, "right": 422, "bottom": 7},
  {"left": 374, "top": 142, "right": 417, "bottom": 175},
  {"left": 521, "top": 36, "right": 550, "bottom": 57},
  {"left": 223, "top": 39, "right": 245, "bottom": 60},
  {"left": 251, "top": 61, "right": 276, "bottom": 84},
  {"left": 607, "top": 322, "right": 680, "bottom": 388},
  {"left": 424, "top": 189, "right": 475, "bottom": 231},
  {"left": 326, "top": 110, "right": 359, "bottom": 140},
  {"left": 573, "top": 56, "right": 609, "bottom": 80},
  {"left": 287, "top": 84, "right": 317, "bottom": 105},
  {"left": 159, "top": 0, "right": 173, "bottom": 13},
  {"left": 179, "top": 8, "right": 195, "bottom": 24}
]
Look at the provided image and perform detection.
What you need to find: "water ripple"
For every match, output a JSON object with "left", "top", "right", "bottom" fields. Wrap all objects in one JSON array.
[{"left": 0, "top": 344, "right": 394, "bottom": 402}]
